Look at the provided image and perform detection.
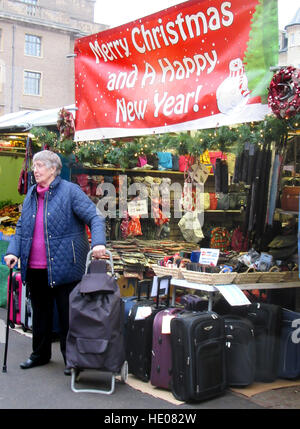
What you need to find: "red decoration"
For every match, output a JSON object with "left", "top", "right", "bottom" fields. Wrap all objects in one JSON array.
[
  {"left": 268, "top": 66, "right": 300, "bottom": 119},
  {"left": 57, "top": 108, "right": 75, "bottom": 140}
]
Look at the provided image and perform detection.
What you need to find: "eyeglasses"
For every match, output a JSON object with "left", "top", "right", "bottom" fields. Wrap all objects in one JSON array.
[{"left": 32, "top": 162, "right": 46, "bottom": 171}]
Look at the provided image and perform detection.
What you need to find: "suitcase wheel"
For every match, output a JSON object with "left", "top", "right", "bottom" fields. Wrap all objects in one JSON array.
[
  {"left": 120, "top": 361, "right": 128, "bottom": 383},
  {"left": 9, "top": 321, "right": 15, "bottom": 329},
  {"left": 22, "top": 325, "right": 27, "bottom": 333}
]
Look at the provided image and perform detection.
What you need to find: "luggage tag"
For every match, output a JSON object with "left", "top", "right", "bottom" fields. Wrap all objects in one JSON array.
[
  {"left": 161, "top": 315, "right": 176, "bottom": 334},
  {"left": 135, "top": 306, "right": 152, "bottom": 320}
]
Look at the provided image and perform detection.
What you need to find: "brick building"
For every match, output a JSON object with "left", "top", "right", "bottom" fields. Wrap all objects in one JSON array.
[{"left": 0, "top": 0, "right": 107, "bottom": 115}]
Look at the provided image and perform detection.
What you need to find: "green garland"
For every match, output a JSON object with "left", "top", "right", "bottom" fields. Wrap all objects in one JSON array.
[
  {"left": 29, "top": 113, "right": 300, "bottom": 167},
  {"left": 30, "top": 126, "right": 76, "bottom": 155}
]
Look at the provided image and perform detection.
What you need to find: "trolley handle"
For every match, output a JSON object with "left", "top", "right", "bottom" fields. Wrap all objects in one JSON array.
[{"left": 85, "top": 249, "right": 114, "bottom": 275}]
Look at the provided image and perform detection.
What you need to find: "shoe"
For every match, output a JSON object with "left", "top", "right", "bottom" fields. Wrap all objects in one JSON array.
[
  {"left": 20, "top": 358, "right": 49, "bottom": 369},
  {"left": 64, "top": 367, "right": 71, "bottom": 376}
]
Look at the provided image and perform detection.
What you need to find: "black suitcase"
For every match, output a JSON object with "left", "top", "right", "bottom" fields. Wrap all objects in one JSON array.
[
  {"left": 224, "top": 315, "right": 256, "bottom": 386},
  {"left": 233, "top": 303, "right": 282, "bottom": 382},
  {"left": 170, "top": 311, "right": 226, "bottom": 402},
  {"left": 125, "top": 276, "right": 171, "bottom": 382},
  {"left": 277, "top": 308, "right": 300, "bottom": 379}
]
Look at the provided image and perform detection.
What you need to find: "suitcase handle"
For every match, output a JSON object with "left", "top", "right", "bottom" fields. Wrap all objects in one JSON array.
[
  {"left": 85, "top": 249, "right": 114, "bottom": 275},
  {"left": 137, "top": 279, "right": 152, "bottom": 301},
  {"left": 136, "top": 276, "right": 171, "bottom": 307},
  {"left": 155, "top": 275, "right": 171, "bottom": 308}
]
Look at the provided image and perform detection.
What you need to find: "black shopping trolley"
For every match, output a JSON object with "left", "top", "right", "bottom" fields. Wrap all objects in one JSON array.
[{"left": 66, "top": 249, "right": 128, "bottom": 394}]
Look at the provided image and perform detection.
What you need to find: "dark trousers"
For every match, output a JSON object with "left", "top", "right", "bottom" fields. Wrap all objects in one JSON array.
[{"left": 26, "top": 268, "right": 77, "bottom": 364}]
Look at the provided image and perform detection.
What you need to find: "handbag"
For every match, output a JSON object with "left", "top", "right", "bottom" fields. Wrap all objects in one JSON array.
[
  {"left": 210, "top": 227, "right": 231, "bottom": 251},
  {"left": 217, "top": 193, "right": 230, "bottom": 210},
  {"left": 209, "top": 193, "right": 218, "bottom": 210},
  {"left": 179, "top": 155, "right": 195, "bottom": 172},
  {"left": 228, "top": 193, "right": 239, "bottom": 209},
  {"left": 172, "top": 154, "right": 179, "bottom": 171},
  {"left": 178, "top": 211, "right": 204, "bottom": 244},
  {"left": 157, "top": 152, "right": 172, "bottom": 170},
  {"left": 147, "top": 153, "right": 159, "bottom": 170},
  {"left": 231, "top": 227, "right": 249, "bottom": 252},
  {"left": 188, "top": 163, "right": 210, "bottom": 184},
  {"left": 203, "top": 193, "right": 210, "bottom": 210},
  {"left": 18, "top": 136, "right": 33, "bottom": 195},
  {"left": 137, "top": 155, "right": 147, "bottom": 168}
]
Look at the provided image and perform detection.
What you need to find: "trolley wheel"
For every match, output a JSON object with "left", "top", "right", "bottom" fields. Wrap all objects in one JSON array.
[
  {"left": 9, "top": 321, "right": 15, "bottom": 329},
  {"left": 22, "top": 325, "right": 27, "bottom": 332},
  {"left": 120, "top": 361, "right": 128, "bottom": 383}
]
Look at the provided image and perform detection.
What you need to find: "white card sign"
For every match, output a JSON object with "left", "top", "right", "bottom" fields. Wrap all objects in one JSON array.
[
  {"left": 128, "top": 199, "right": 148, "bottom": 217},
  {"left": 199, "top": 248, "right": 220, "bottom": 266},
  {"left": 215, "top": 284, "right": 251, "bottom": 306}
]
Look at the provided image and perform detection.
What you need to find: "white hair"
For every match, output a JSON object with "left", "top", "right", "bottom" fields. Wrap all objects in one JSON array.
[{"left": 33, "top": 150, "right": 62, "bottom": 177}]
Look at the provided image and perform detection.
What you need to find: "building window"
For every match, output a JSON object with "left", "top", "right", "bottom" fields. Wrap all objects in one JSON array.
[
  {"left": 24, "top": 71, "right": 41, "bottom": 96},
  {"left": 25, "top": 34, "right": 41, "bottom": 57},
  {"left": 290, "top": 33, "right": 295, "bottom": 46},
  {"left": 21, "top": 0, "right": 38, "bottom": 16},
  {"left": 21, "top": 0, "right": 37, "bottom": 3}
]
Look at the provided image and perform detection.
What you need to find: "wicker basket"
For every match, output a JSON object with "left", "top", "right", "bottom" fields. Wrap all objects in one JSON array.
[
  {"left": 284, "top": 268, "right": 300, "bottom": 282},
  {"left": 235, "top": 268, "right": 262, "bottom": 284},
  {"left": 259, "top": 266, "right": 287, "bottom": 283},
  {"left": 181, "top": 269, "right": 237, "bottom": 285},
  {"left": 151, "top": 265, "right": 184, "bottom": 279}
]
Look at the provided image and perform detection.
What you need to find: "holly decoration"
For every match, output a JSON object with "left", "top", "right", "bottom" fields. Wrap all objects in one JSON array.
[
  {"left": 268, "top": 66, "right": 300, "bottom": 119},
  {"left": 57, "top": 108, "right": 75, "bottom": 141},
  {"left": 30, "top": 126, "right": 58, "bottom": 149}
]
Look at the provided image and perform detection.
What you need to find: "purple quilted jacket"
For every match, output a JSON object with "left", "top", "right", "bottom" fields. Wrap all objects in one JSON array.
[{"left": 7, "top": 176, "right": 106, "bottom": 287}]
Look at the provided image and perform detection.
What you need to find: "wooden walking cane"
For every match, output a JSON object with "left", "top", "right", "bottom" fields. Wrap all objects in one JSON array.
[{"left": 2, "top": 264, "right": 14, "bottom": 373}]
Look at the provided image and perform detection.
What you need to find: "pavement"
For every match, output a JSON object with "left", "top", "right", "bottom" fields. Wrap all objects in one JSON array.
[{"left": 0, "top": 307, "right": 299, "bottom": 419}]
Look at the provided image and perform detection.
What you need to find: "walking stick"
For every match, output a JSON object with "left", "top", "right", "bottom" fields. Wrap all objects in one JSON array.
[{"left": 2, "top": 264, "right": 13, "bottom": 373}]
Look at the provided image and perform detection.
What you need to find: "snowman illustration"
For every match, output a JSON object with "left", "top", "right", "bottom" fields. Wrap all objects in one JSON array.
[{"left": 216, "top": 58, "right": 251, "bottom": 115}]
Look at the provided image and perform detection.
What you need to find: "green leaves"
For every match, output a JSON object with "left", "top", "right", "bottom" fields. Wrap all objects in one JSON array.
[{"left": 29, "top": 111, "right": 300, "bottom": 166}]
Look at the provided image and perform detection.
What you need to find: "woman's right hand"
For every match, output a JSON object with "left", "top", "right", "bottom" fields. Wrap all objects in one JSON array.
[{"left": 4, "top": 254, "right": 18, "bottom": 269}]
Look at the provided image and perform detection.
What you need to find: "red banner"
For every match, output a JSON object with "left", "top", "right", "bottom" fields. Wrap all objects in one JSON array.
[{"left": 74, "top": 0, "right": 278, "bottom": 141}]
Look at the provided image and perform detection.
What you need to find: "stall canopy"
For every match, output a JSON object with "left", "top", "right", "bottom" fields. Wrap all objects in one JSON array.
[
  {"left": 74, "top": 0, "right": 278, "bottom": 142},
  {"left": 0, "top": 105, "right": 76, "bottom": 133}
]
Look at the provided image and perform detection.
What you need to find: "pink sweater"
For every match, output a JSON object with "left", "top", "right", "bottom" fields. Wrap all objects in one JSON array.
[{"left": 28, "top": 185, "right": 49, "bottom": 269}]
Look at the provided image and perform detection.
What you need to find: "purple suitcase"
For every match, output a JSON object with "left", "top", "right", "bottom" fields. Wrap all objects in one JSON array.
[
  {"left": 150, "top": 307, "right": 182, "bottom": 390},
  {"left": 180, "top": 294, "right": 208, "bottom": 311}
]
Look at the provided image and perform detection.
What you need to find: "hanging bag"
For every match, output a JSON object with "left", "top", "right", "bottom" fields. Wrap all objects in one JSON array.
[
  {"left": 178, "top": 211, "right": 204, "bottom": 244},
  {"left": 210, "top": 227, "right": 231, "bottom": 251},
  {"left": 18, "top": 136, "right": 33, "bottom": 195}
]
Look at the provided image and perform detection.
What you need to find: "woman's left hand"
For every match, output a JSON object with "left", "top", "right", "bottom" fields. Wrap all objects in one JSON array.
[{"left": 92, "top": 245, "right": 106, "bottom": 259}]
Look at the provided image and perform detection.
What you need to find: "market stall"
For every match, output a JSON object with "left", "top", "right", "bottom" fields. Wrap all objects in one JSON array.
[{"left": 1, "top": 0, "right": 300, "bottom": 402}]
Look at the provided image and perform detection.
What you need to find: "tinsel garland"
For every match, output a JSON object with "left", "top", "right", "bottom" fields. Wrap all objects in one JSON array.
[{"left": 268, "top": 66, "right": 300, "bottom": 119}]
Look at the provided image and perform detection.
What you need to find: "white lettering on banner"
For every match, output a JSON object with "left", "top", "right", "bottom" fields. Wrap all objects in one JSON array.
[
  {"left": 116, "top": 98, "right": 148, "bottom": 123},
  {"left": 88, "top": 2, "right": 233, "bottom": 64},
  {"left": 153, "top": 85, "right": 203, "bottom": 117},
  {"left": 89, "top": 38, "right": 129, "bottom": 63},
  {"left": 158, "top": 51, "right": 218, "bottom": 83},
  {"left": 291, "top": 319, "right": 300, "bottom": 344},
  {"left": 141, "top": 62, "right": 156, "bottom": 88},
  {"left": 107, "top": 65, "right": 138, "bottom": 91},
  {"left": 131, "top": 3, "right": 234, "bottom": 55}
]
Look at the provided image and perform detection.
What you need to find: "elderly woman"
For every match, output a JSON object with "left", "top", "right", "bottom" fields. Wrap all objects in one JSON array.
[{"left": 5, "top": 150, "right": 106, "bottom": 375}]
